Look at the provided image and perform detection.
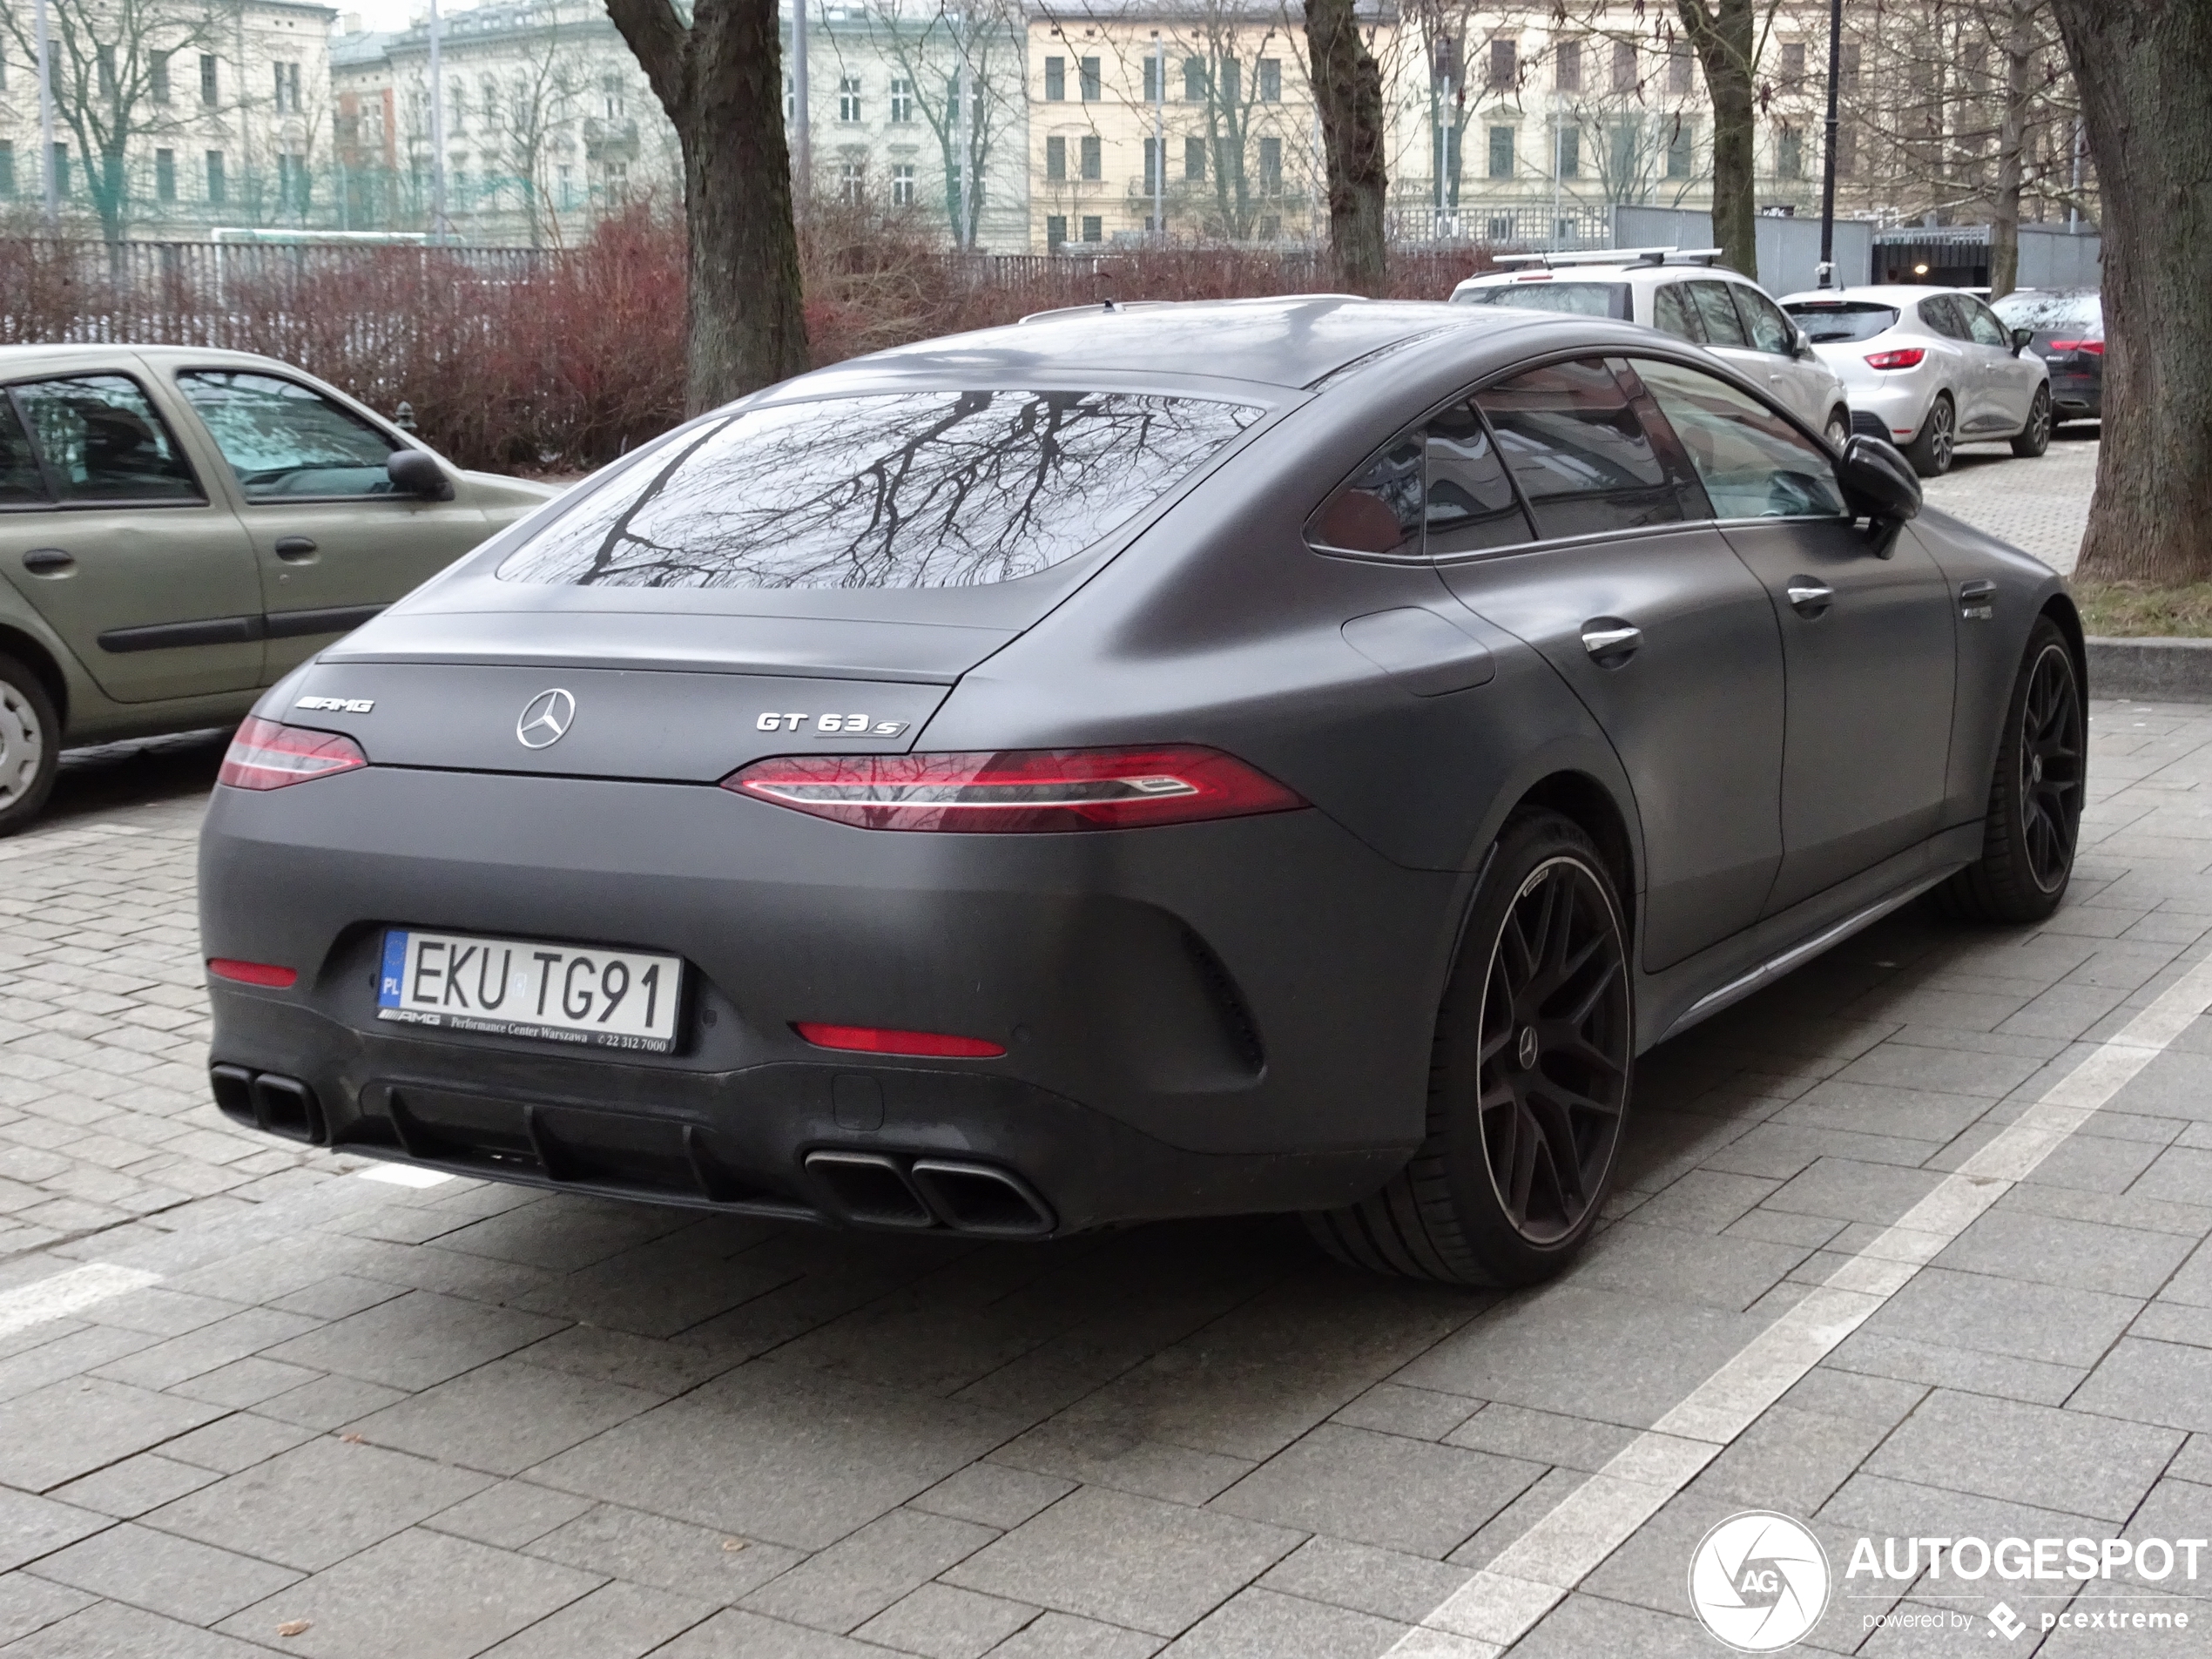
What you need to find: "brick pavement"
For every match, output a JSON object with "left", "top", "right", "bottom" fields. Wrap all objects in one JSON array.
[{"left": 1924, "top": 430, "right": 2098, "bottom": 576}]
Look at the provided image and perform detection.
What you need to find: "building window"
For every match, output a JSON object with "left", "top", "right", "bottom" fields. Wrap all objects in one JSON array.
[
  {"left": 1487, "top": 37, "right": 1515, "bottom": 91},
  {"left": 1780, "top": 41, "right": 1806, "bottom": 83},
  {"left": 199, "top": 53, "right": 219, "bottom": 105},
  {"left": 1079, "top": 57, "right": 1101, "bottom": 100},
  {"left": 1487, "top": 213, "right": 1511, "bottom": 241},
  {"left": 151, "top": 51, "right": 172, "bottom": 105},
  {"left": 1668, "top": 45, "right": 1694, "bottom": 95},
  {"left": 0, "top": 141, "right": 14, "bottom": 199},
  {"left": 1142, "top": 54, "right": 1159, "bottom": 102},
  {"left": 1777, "top": 127, "right": 1803, "bottom": 179},
  {"left": 1142, "top": 136, "right": 1158, "bottom": 192},
  {"left": 450, "top": 82, "right": 467, "bottom": 135},
  {"left": 98, "top": 44, "right": 117, "bottom": 98},
  {"left": 1220, "top": 59, "right": 1240, "bottom": 104},
  {"left": 838, "top": 75, "right": 860, "bottom": 123},
  {"left": 1258, "top": 214, "right": 1279, "bottom": 239},
  {"left": 205, "top": 149, "right": 225, "bottom": 203},
  {"left": 1666, "top": 120, "right": 1695, "bottom": 179},
  {"left": 890, "top": 77, "right": 913, "bottom": 122},
  {"left": 1258, "top": 134, "right": 1281, "bottom": 192},
  {"left": 1080, "top": 133, "right": 1101, "bottom": 180},
  {"left": 1043, "top": 57, "right": 1063, "bottom": 101},
  {"left": 1045, "top": 135, "right": 1066, "bottom": 181},
  {"left": 51, "top": 143, "right": 68, "bottom": 196},
  {"left": 601, "top": 73, "right": 623, "bottom": 120},
  {"left": 279, "top": 152, "right": 309, "bottom": 213},
  {"left": 1258, "top": 57, "right": 1280, "bottom": 102},
  {"left": 1184, "top": 135, "right": 1205, "bottom": 179},
  {"left": 1611, "top": 40, "right": 1635, "bottom": 93},
  {"left": 557, "top": 163, "right": 574, "bottom": 207},
  {"left": 155, "top": 147, "right": 176, "bottom": 200},
  {"left": 1836, "top": 123, "right": 1858, "bottom": 177},
  {"left": 273, "top": 60, "right": 301, "bottom": 114},
  {"left": 840, "top": 158, "right": 863, "bottom": 200},
  {"left": 1558, "top": 125, "right": 1579, "bottom": 179},
  {"left": 1184, "top": 56, "right": 1204, "bottom": 100},
  {"left": 1487, "top": 125, "right": 1514, "bottom": 179},
  {"left": 1840, "top": 43, "right": 1861, "bottom": 91},
  {"left": 1081, "top": 214, "right": 1102, "bottom": 242},
  {"left": 891, "top": 161, "right": 914, "bottom": 204},
  {"left": 1612, "top": 118, "right": 1639, "bottom": 180},
  {"left": 1046, "top": 213, "right": 1069, "bottom": 247},
  {"left": 1554, "top": 39, "right": 1581, "bottom": 93},
  {"left": 480, "top": 74, "right": 499, "bottom": 131}
]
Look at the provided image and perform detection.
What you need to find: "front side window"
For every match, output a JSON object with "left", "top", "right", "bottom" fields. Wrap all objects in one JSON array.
[
  {"left": 1961, "top": 298, "right": 2012, "bottom": 349},
  {"left": 0, "top": 395, "right": 47, "bottom": 504},
  {"left": 1475, "top": 358, "right": 1685, "bottom": 540},
  {"left": 1633, "top": 357, "right": 1846, "bottom": 521},
  {"left": 7, "top": 375, "right": 200, "bottom": 503},
  {"left": 1686, "top": 280, "right": 1750, "bottom": 347},
  {"left": 176, "top": 371, "right": 401, "bottom": 500},
  {"left": 498, "top": 390, "right": 1261, "bottom": 590}
]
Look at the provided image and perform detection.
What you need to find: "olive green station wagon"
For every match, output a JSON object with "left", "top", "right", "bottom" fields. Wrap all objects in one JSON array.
[{"left": 0, "top": 345, "right": 557, "bottom": 833}]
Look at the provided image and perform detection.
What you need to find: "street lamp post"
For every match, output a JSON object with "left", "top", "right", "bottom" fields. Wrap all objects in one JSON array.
[
  {"left": 34, "top": 0, "right": 58, "bottom": 226},
  {"left": 791, "top": 0, "right": 809, "bottom": 185},
  {"left": 1816, "top": 0, "right": 1842, "bottom": 285},
  {"left": 428, "top": 0, "right": 448, "bottom": 241},
  {"left": 1151, "top": 30, "right": 1163, "bottom": 241}
]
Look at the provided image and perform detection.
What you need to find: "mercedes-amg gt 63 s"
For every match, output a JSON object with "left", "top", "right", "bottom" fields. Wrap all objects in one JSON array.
[{"left": 199, "top": 298, "right": 2085, "bottom": 1287}]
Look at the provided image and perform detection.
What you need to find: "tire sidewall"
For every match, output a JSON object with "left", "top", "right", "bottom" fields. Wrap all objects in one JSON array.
[{"left": 0, "top": 656, "right": 59, "bottom": 839}]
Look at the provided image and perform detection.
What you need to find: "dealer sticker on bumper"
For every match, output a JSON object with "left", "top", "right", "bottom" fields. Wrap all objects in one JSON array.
[{"left": 377, "top": 929, "right": 685, "bottom": 1054}]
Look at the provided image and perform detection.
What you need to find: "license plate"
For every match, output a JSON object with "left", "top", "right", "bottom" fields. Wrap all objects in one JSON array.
[{"left": 377, "top": 929, "right": 685, "bottom": 1054}]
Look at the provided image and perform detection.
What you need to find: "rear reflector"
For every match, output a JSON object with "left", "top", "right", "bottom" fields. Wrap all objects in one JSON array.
[
  {"left": 724, "top": 745, "right": 1305, "bottom": 833},
  {"left": 219, "top": 717, "right": 368, "bottom": 791},
  {"left": 794, "top": 1022, "right": 1005, "bottom": 1058},
  {"left": 1864, "top": 347, "right": 1927, "bottom": 370},
  {"left": 208, "top": 958, "right": 299, "bottom": 988},
  {"left": 2049, "top": 338, "right": 2104, "bottom": 355}
]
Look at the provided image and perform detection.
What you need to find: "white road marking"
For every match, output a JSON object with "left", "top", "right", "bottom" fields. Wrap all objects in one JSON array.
[
  {"left": 1391, "top": 949, "right": 2212, "bottom": 1656},
  {"left": 0, "top": 1262, "right": 162, "bottom": 1342},
  {"left": 354, "top": 1163, "right": 457, "bottom": 1189}
]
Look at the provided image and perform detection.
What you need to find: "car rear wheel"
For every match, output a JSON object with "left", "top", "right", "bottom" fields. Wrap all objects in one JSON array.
[
  {"left": 2011, "top": 387, "right": 2054, "bottom": 457},
  {"left": 1905, "top": 393, "right": 1956, "bottom": 477},
  {"left": 0, "top": 655, "right": 59, "bottom": 839},
  {"left": 1305, "top": 810, "right": 1631, "bottom": 1286},
  {"left": 1824, "top": 407, "right": 1851, "bottom": 450},
  {"left": 1941, "top": 617, "right": 2084, "bottom": 924}
]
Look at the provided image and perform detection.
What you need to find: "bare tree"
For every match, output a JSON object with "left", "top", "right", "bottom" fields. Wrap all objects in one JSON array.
[
  {"left": 851, "top": 0, "right": 1020, "bottom": 248},
  {"left": 1306, "top": 0, "right": 1386, "bottom": 286},
  {"left": 496, "top": 11, "right": 587, "bottom": 246},
  {"left": 1672, "top": 0, "right": 1783, "bottom": 275}
]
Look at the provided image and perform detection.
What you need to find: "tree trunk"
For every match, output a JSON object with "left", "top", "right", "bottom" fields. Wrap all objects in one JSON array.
[
  {"left": 1988, "top": 0, "right": 2036, "bottom": 301},
  {"left": 1677, "top": 0, "right": 1757, "bottom": 277},
  {"left": 2049, "top": 0, "right": 2212, "bottom": 583},
  {"left": 1305, "top": 0, "right": 1386, "bottom": 292},
  {"left": 606, "top": 0, "right": 808, "bottom": 414}
]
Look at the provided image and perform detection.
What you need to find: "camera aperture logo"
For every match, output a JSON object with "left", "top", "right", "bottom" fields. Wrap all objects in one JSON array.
[{"left": 1689, "top": 1511, "right": 1832, "bottom": 1652}]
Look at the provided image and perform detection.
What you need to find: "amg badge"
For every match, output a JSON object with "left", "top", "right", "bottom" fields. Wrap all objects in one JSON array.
[{"left": 295, "top": 696, "right": 374, "bottom": 713}]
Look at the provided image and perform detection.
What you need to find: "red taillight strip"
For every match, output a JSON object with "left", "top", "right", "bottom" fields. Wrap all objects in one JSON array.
[
  {"left": 1865, "top": 347, "right": 1927, "bottom": 370},
  {"left": 793, "top": 1022, "right": 1005, "bottom": 1058},
  {"left": 218, "top": 718, "right": 368, "bottom": 791},
  {"left": 2048, "top": 338, "right": 2104, "bottom": 354},
  {"left": 208, "top": 958, "right": 299, "bottom": 988}
]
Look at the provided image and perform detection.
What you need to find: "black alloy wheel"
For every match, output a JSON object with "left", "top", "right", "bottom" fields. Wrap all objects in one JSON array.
[
  {"left": 1906, "top": 394, "right": 1956, "bottom": 477},
  {"left": 1943, "top": 616, "right": 2085, "bottom": 923},
  {"left": 1305, "top": 811, "right": 1632, "bottom": 1285},
  {"left": 2011, "top": 386, "right": 2054, "bottom": 458}
]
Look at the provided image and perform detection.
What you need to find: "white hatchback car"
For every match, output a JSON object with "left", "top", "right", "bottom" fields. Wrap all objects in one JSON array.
[
  {"left": 1778, "top": 286, "right": 2052, "bottom": 477},
  {"left": 1451, "top": 249, "right": 1852, "bottom": 446}
]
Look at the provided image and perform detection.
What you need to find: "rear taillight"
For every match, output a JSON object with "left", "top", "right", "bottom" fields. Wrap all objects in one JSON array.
[
  {"left": 218, "top": 717, "right": 368, "bottom": 790},
  {"left": 794, "top": 1022, "right": 1005, "bottom": 1058},
  {"left": 724, "top": 745, "right": 1305, "bottom": 833},
  {"left": 1865, "top": 347, "right": 1927, "bottom": 370},
  {"left": 2049, "top": 338, "right": 2104, "bottom": 355}
]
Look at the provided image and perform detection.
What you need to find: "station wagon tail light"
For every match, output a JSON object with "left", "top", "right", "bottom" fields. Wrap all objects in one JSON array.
[
  {"left": 1864, "top": 347, "right": 1927, "bottom": 370},
  {"left": 218, "top": 717, "right": 368, "bottom": 790},
  {"left": 724, "top": 746, "right": 1305, "bottom": 833},
  {"left": 2049, "top": 338, "right": 2104, "bottom": 355}
]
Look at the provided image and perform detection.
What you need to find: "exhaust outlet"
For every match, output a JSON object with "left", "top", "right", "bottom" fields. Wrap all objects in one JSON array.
[
  {"left": 909, "top": 1160, "right": 1055, "bottom": 1238},
  {"left": 803, "top": 1150, "right": 934, "bottom": 1229}
]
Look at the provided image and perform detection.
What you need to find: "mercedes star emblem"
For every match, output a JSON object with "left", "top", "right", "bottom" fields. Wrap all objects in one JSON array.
[{"left": 516, "top": 688, "right": 577, "bottom": 749}]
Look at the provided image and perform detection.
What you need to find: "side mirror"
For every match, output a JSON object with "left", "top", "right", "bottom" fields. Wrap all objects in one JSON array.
[
  {"left": 1838, "top": 435, "right": 1922, "bottom": 526},
  {"left": 386, "top": 448, "right": 455, "bottom": 501},
  {"left": 1793, "top": 326, "right": 1816, "bottom": 359},
  {"left": 2011, "top": 326, "right": 2034, "bottom": 354}
]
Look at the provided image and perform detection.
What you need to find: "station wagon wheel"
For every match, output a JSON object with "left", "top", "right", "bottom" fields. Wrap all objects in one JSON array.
[
  {"left": 1824, "top": 407, "right": 1851, "bottom": 451},
  {"left": 1905, "top": 393, "right": 1956, "bottom": 477},
  {"left": 0, "top": 655, "right": 61, "bottom": 838},
  {"left": 1304, "top": 811, "right": 1632, "bottom": 1285},
  {"left": 1942, "top": 617, "right": 2084, "bottom": 924}
]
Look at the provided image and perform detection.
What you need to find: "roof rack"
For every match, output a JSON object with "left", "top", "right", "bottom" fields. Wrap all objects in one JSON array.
[{"left": 1490, "top": 246, "right": 1725, "bottom": 270}]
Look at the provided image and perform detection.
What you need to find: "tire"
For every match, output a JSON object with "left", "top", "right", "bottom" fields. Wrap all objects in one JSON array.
[
  {"left": 1824, "top": 407, "right": 1851, "bottom": 451},
  {"left": 2010, "top": 386, "right": 2053, "bottom": 458},
  {"left": 1941, "top": 616, "right": 2084, "bottom": 924},
  {"left": 1904, "top": 393, "right": 1957, "bottom": 477},
  {"left": 0, "top": 654, "right": 59, "bottom": 840},
  {"left": 1305, "top": 810, "right": 1633, "bottom": 1286}
]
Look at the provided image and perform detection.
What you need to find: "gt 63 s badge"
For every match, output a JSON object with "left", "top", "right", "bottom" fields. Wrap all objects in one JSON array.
[{"left": 756, "top": 712, "right": 911, "bottom": 736}]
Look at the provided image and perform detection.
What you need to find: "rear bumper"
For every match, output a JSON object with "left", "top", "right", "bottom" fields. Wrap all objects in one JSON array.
[
  {"left": 200, "top": 765, "right": 1467, "bottom": 1232},
  {"left": 1843, "top": 375, "right": 1938, "bottom": 442}
]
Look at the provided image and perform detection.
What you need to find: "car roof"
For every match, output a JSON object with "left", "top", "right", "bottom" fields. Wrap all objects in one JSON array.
[
  {"left": 1777, "top": 286, "right": 1949, "bottom": 306},
  {"left": 1458, "top": 262, "right": 1753, "bottom": 287},
  {"left": 833, "top": 296, "right": 1539, "bottom": 392},
  {"left": 0, "top": 342, "right": 329, "bottom": 379}
]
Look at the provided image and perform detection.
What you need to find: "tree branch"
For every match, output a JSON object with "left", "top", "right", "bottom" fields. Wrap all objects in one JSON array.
[{"left": 603, "top": 0, "right": 688, "bottom": 123}]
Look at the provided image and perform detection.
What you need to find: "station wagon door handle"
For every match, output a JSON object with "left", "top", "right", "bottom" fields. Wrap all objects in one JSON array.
[
  {"left": 1581, "top": 621, "right": 1642, "bottom": 666},
  {"left": 273, "top": 536, "right": 319, "bottom": 561},
  {"left": 1786, "top": 580, "right": 1835, "bottom": 618},
  {"left": 20, "top": 547, "right": 73, "bottom": 575}
]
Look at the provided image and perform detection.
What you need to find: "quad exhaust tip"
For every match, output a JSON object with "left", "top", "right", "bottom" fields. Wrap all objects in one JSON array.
[{"left": 804, "top": 1150, "right": 1055, "bottom": 1238}]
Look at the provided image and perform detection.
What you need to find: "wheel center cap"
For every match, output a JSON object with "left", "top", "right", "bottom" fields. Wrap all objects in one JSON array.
[
  {"left": 2031, "top": 753, "right": 2045, "bottom": 785},
  {"left": 1516, "top": 1026, "right": 1540, "bottom": 1069}
]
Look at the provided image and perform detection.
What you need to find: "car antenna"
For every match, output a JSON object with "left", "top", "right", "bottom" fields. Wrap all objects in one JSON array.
[{"left": 1101, "top": 299, "right": 1119, "bottom": 314}]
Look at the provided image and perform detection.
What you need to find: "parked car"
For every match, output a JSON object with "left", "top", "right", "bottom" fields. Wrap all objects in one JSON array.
[
  {"left": 1990, "top": 287, "right": 2103, "bottom": 428},
  {"left": 1779, "top": 286, "right": 2052, "bottom": 476},
  {"left": 1453, "top": 249, "right": 1853, "bottom": 446},
  {"left": 199, "top": 297, "right": 2085, "bottom": 1289},
  {"left": 0, "top": 345, "right": 559, "bottom": 834}
]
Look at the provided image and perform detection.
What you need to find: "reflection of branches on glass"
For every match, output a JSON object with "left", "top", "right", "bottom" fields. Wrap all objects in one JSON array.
[{"left": 497, "top": 391, "right": 1261, "bottom": 590}]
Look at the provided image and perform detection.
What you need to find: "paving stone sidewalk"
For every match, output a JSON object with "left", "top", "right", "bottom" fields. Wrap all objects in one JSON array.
[
  {"left": 6, "top": 685, "right": 2212, "bottom": 1652},
  {"left": 1924, "top": 430, "right": 2098, "bottom": 576}
]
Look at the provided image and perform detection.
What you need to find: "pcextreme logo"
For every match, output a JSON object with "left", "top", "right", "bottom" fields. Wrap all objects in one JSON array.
[{"left": 1689, "top": 1512, "right": 1831, "bottom": 1652}]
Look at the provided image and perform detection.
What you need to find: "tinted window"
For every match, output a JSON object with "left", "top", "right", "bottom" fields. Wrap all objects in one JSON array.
[
  {"left": 1918, "top": 295, "right": 1970, "bottom": 340},
  {"left": 1731, "top": 285, "right": 1795, "bottom": 354},
  {"left": 1460, "top": 280, "right": 1629, "bottom": 319},
  {"left": 1651, "top": 283, "right": 1703, "bottom": 343},
  {"left": 8, "top": 376, "right": 199, "bottom": 502},
  {"left": 1424, "top": 403, "right": 1534, "bottom": 557},
  {"left": 177, "top": 371, "right": 401, "bottom": 500},
  {"left": 1310, "top": 435, "right": 1422, "bottom": 556},
  {"left": 1990, "top": 290, "right": 2101, "bottom": 334},
  {"left": 0, "top": 396, "right": 45, "bottom": 505},
  {"left": 1960, "top": 298, "right": 2011, "bottom": 349},
  {"left": 1784, "top": 300, "right": 1899, "bottom": 343},
  {"left": 1687, "top": 281, "right": 1750, "bottom": 347},
  {"left": 500, "top": 390, "right": 1259, "bottom": 590},
  {"left": 1634, "top": 357, "right": 1848, "bottom": 521},
  {"left": 1476, "top": 358, "right": 1684, "bottom": 540}
]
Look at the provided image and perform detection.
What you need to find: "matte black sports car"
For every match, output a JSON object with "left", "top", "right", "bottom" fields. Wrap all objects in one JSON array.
[{"left": 198, "top": 298, "right": 2086, "bottom": 1286}]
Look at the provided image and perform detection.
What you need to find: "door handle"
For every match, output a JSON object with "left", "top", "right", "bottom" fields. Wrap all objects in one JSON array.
[
  {"left": 1581, "top": 620, "right": 1642, "bottom": 667},
  {"left": 1786, "top": 579, "right": 1834, "bottom": 618},
  {"left": 21, "top": 547, "right": 73, "bottom": 575},
  {"left": 273, "top": 536, "right": 319, "bottom": 560}
]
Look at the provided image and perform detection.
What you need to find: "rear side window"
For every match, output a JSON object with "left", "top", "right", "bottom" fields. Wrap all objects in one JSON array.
[
  {"left": 1918, "top": 295, "right": 1971, "bottom": 340},
  {"left": 6, "top": 375, "right": 201, "bottom": 503},
  {"left": 1633, "top": 357, "right": 1847, "bottom": 521},
  {"left": 1730, "top": 286, "right": 1795, "bottom": 354},
  {"left": 0, "top": 397, "right": 44, "bottom": 505},
  {"left": 1460, "top": 281, "right": 1630, "bottom": 319},
  {"left": 1652, "top": 283, "right": 1703, "bottom": 343},
  {"left": 1425, "top": 403, "right": 1534, "bottom": 556},
  {"left": 1785, "top": 301, "right": 1898, "bottom": 343},
  {"left": 499, "top": 390, "right": 1259, "bottom": 590},
  {"left": 1476, "top": 358, "right": 1686, "bottom": 540}
]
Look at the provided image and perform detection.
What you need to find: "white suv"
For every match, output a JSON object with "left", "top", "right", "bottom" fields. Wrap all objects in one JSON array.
[{"left": 1451, "top": 250, "right": 1853, "bottom": 447}]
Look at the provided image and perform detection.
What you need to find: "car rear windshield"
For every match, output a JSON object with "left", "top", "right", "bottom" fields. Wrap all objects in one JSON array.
[
  {"left": 1783, "top": 301, "right": 1900, "bottom": 343},
  {"left": 496, "top": 389, "right": 1260, "bottom": 590},
  {"left": 1990, "top": 290, "right": 2102, "bottom": 334},
  {"left": 1458, "top": 281, "right": 1630, "bottom": 320}
]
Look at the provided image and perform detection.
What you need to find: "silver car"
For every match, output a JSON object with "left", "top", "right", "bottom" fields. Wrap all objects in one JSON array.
[{"left": 1780, "top": 287, "right": 2052, "bottom": 476}]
